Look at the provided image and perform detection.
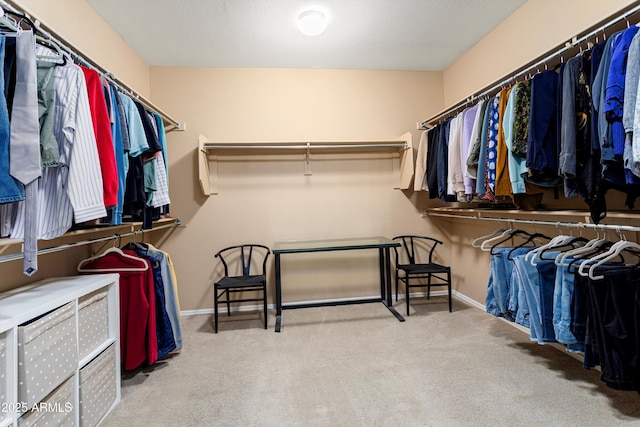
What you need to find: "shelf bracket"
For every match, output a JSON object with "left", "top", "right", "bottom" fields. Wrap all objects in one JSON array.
[{"left": 304, "top": 142, "right": 312, "bottom": 176}]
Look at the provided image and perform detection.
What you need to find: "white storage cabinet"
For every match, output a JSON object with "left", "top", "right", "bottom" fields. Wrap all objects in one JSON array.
[{"left": 0, "top": 274, "right": 120, "bottom": 427}]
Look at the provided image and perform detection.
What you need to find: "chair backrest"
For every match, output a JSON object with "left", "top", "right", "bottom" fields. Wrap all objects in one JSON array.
[
  {"left": 392, "top": 235, "right": 443, "bottom": 265},
  {"left": 215, "top": 244, "right": 271, "bottom": 277}
]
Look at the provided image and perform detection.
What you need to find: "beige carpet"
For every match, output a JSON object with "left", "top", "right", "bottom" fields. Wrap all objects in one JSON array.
[{"left": 102, "top": 297, "right": 640, "bottom": 426}]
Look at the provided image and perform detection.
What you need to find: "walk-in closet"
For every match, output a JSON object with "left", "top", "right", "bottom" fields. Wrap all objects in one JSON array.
[{"left": 1, "top": 1, "right": 640, "bottom": 426}]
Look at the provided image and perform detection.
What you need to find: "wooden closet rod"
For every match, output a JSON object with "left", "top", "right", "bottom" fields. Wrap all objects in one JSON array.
[
  {"left": 419, "top": 2, "right": 640, "bottom": 128},
  {"left": 424, "top": 210, "right": 640, "bottom": 234},
  {"left": 0, "top": 0, "right": 182, "bottom": 131},
  {"left": 0, "top": 219, "right": 181, "bottom": 264}
]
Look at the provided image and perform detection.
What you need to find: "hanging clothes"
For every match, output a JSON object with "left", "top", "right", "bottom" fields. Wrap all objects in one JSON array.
[
  {"left": 78, "top": 249, "right": 159, "bottom": 370},
  {"left": 414, "top": 130, "right": 428, "bottom": 192},
  {"left": 426, "top": 125, "right": 440, "bottom": 197},
  {"left": 130, "top": 242, "right": 183, "bottom": 351},
  {"left": 80, "top": 66, "right": 118, "bottom": 208}
]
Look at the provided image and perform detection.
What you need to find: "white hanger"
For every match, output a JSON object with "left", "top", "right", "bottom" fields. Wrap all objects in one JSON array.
[
  {"left": 35, "top": 35, "right": 65, "bottom": 64},
  {"left": 472, "top": 226, "right": 506, "bottom": 248},
  {"left": 526, "top": 234, "right": 569, "bottom": 264},
  {"left": 555, "top": 235, "right": 610, "bottom": 266},
  {"left": 479, "top": 228, "right": 513, "bottom": 252},
  {"left": 77, "top": 246, "right": 148, "bottom": 273},
  {"left": 585, "top": 239, "right": 640, "bottom": 280},
  {"left": 0, "top": 10, "right": 19, "bottom": 34}
]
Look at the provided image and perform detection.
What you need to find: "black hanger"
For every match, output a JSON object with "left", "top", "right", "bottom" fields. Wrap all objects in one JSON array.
[
  {"left": 489, "top": 229, "right": 532, "bottom": 255},
  {"left": 506, "top": 232, "right": 552, "bottom": 260}
]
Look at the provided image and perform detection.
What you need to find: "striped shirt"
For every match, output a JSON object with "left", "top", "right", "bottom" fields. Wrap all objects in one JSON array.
[{"left": 11, "top": 50, "right": 106, "bottom": 239}]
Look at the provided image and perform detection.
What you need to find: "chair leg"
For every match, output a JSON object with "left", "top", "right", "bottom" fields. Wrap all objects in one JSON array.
[
  {"left": 263, "top": 288, "right": 268, "bottom": 330},
  {"left": 395, "top": 270, "right": 399, "bottom": 302},
  {"left": 226, "top": 289, "right": 231, "bottom": 316},
  {"left": 427, "top": 274, "right": 432, "bottom": 299},
  {"left": 214, "top": 288, "right": 219, "bottom": 333},
  {"left": 406, "top": 276, "right": 410, "bottom": 316},
  {"left": 448, "top": 269, "right": 452, "bottom": 313}
]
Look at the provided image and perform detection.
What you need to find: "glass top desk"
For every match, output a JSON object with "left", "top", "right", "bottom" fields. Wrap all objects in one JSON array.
[{"left": 272, "top": 236, "right": 404, "bottom": 332}]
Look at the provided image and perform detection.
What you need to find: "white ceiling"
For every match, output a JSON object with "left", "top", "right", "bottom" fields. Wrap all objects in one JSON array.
[{"left": 85, "top": 0, "right": 527, "bottom": 71}]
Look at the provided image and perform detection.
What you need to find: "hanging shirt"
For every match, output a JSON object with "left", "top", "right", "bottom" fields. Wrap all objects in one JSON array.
[
  {"left": 447, "top": 114, "right": 464, "bottom": 197},
  {"left": 495, "top": 87, "right": 513, "bottom": 197},
  {"left": 426, "top": 125, "right": 440, "bottom": 198},
  {"left": 512, "top": 80, "right": 531, "bottom": 159},
  {"left": 526, "top": 70, "right": 561, "bottom": 188},
  {"left": 81, "top": 66, "right": 118, "bottom": 208},
  {"left": 593, "top": 31, "right": 621, "bottom": 163},
  {"left": 502, "top": 83, "right": 527, "bottom": 194},
  {"left": 437, "top": 118, "right": 451, "bottom": 201},
  {"left": 108, "top": 84, "right": 126, "bottom": 225},
  {"left": 476, "top": 100, "right": 492, "bottom": 197},
  {"left": 604, "top": 25, "right": 640, "bottom": 156},
  {"left": 484, "top": 95, "right": 500, "bottom": 199},
  {"left": 461, "top": 105, "right": 478, "bottom": 196},
  {"left": 11, "top": 48, "right": 106, "bottom": 241},
  {"left": 465, "top": 100, "right": 487, "bottom": 180},
  {"left": 414, "top": 130, "right": 428, "bottom": 191}
]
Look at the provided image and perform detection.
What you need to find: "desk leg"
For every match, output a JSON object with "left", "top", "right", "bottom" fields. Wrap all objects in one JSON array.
[
  {"left": 275, "top": 253, "right": 282, "bottom": 332},
  {"left": 378, "top": 248, "right": 385, "bottom": 301},
  {"left": 382, "top": 246, "right": 404, "bottom": 322}
]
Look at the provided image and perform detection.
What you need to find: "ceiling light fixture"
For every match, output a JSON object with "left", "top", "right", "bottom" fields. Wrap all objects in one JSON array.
[{"left": 297, "top": 9, "right": 327, "bottom": 37}]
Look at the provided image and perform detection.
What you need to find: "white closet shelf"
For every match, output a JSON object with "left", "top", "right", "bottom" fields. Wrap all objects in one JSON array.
[{"left": 197, "top": 133, "right": 414, "bottom": 196}]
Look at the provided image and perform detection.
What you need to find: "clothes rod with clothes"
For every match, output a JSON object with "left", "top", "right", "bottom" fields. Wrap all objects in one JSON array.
[
  {"left": 419, "top": 2, "right": 640, "bottom": 128},
  {"left": 0, "top": 0, "right": 181, "bottom": 131}
]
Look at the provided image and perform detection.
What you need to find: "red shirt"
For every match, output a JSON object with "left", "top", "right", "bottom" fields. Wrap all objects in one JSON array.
[{"left": 80, "top": 66, "right": 118, "bottom": 208}]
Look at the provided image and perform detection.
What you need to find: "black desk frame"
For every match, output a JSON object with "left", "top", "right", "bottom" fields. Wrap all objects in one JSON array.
[{"left": 273, "top": 237, "right": 405, "bottom": 332}]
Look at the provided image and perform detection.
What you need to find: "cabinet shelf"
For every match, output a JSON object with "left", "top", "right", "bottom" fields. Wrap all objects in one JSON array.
[{"left": 0, "top": 274, "right": 120, "bottom": 426}]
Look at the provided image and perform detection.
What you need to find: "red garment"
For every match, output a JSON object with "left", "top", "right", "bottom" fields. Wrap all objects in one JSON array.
[
  {"left": 80, "top": 66, "right": 118, "bottom": 208},
  {"left": 79, "top": 250, "right": 158, "bottom": 370}
]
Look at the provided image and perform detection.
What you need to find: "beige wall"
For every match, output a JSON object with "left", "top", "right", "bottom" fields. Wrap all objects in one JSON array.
[
  {"left": 15, "top": 0, "right": 151, "bottom": 97},
  {"left": 150, "top": 67, "right": 446, "bottom": 311},
  {"left": 443, "top": 0, "right": 638, "bottom": 106}
]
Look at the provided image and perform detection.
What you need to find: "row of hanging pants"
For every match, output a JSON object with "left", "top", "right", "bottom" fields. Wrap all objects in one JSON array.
[{"left": 486, "top": 246, "right": 640, "bottom": 393}]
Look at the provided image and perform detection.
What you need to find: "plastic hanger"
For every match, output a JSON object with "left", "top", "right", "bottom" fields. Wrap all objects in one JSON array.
[
  {"left": 35, "top": 35, "right": 67, "bottom": 65},
  {"left": 531, "top": 235, "right": 589, "bottom": 265},
  {"left": 555, "top": 230, "right": 610, "bottom": 266},
  {"left": 0, "top": 9, "right": 19, "bottom": 33},
  {"left": 77, "top": 239, "right": 148, "bottom": 272},
  {"left": 472, "top": 225, "right": 507, "bottom": 248},
  {"left": 506, "top": 232, "right": 552, "bottom": 260},
  {"left": 480, "top": 228, "right": 514, "bottom": 252},
  {"left": 488, "top": 230, "right": 535, "bottom": 255},
  {"left": 525, "top": 228, "right": 568, "bottom": 263},
  {"left": 584, "top": 239, "right": 640, "bottom": 280}
]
